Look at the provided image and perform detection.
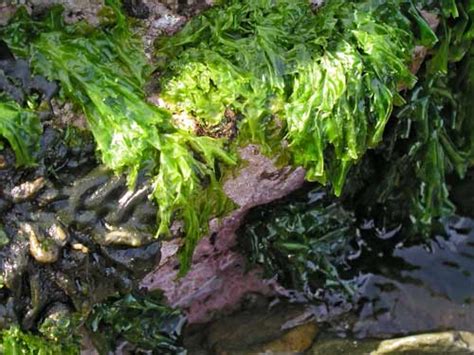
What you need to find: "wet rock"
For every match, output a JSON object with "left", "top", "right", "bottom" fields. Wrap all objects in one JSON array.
[
  {"left": 28, "top": 0, "right": 104, "bottom": 26},
  {"left": 161, "top": 0, "right": 214, "bottom": 14},
  {"left": 101, "top": 241, "right": 161, "bottom": 277},
  {"left": 0, "top": 135, "right": 161, "bottom": 334},
  {"left": 190, "top": 303, "right": 318, "bottom": 354},
  {"left": 0, "top": 5, "right": 17, "bottom": 26},
  {"left": 59, "top": 166, "right": 156, "bottom": 247},
  {"left": 1, "top": 238, "right": 29, "bottom": 292},
  {"left": 51, "top": 100, "right": 88, "bottom": 129},
  {"left": 25, "top": 223, "right": 60, "bottom": 264},
  {"left": 142, "top": 145, "right": 306, "bottom": 324},
  {"left": 123, "top": 0, "right": 150, "bottom": 19},
  {"left": 141, "top": 1, "right": 187, "bottom": 59},
  {"left": 0, "top": 298, "right": 16, "bottom": 330}
]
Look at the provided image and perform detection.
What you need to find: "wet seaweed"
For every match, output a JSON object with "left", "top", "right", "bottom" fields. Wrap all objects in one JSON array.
[{"left": 239, "top": 187, "right": 358, "bottom": 299}]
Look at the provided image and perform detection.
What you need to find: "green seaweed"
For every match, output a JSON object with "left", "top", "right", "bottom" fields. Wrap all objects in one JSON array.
[
  {"left": 343, "top": 0, "right": 474, "bottom": 233},
  {"left": 157, "top": 0, "right": 428, "bottom": 194}
]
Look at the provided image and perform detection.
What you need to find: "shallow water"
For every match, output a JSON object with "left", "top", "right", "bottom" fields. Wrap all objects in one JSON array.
[{"left": 348, "top": 215, "right": 474, "bottom": 338}]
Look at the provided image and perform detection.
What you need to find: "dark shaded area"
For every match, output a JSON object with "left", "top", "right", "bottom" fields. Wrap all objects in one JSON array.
[
  {"left": 238, "top": 169, "right": 474, "bottom": 339},
  {"left": 123, "top": 0, "right": 150, "bottom": 19},
  {"left": 0, "top": 40, "right": 57, "bottom": 116}
]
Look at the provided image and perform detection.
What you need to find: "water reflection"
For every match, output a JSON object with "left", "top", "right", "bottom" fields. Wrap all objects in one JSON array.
[{"left": 349, "top": 216, "right": 474, "bottom": 338}]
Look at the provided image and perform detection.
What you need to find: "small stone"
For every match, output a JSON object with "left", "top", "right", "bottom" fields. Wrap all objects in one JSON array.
[
  {"left": 9, "top": 177, "right": 46, "bottom": 203},
  {"left": 23, "top": 223, "right": 59, "bottom": 264},
  {"left": 47, "top": 223, "right": 69, "bottom": 247},
  {"left": 310, "top": 332, "right": 474, "bottom": 355},
  {"left": 71, "top": 243, "right": 89, "bottom": 254}
]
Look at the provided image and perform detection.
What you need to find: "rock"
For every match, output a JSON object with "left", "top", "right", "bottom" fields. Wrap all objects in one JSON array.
[
  {"left": 373, "top": 332, "right": 474, "bottom": 354},
  {"left": 24, "top": 223, "right": 60, "bottom": 264},
  {"left": 51, "top": 100, "right": 89, "bottom": 129},
  {"left": 0, "top": 5, "right": 17, "bottom": 26},
  {"left": 310, "top": 338, "right": 379, "bottom": 355},
  {"left": 9, "top": 177, "right": 46, "bottom": 203},
  {"left": 28, "top": 0, "right": 104, "bottom": 26},
  {"left": 141, "top": 1, "right": 187, "bottom": 59},
  {"left": 142, "top": 145, "right": 306, "bottom": 324},
  {"left": 101, "top": 241, "right": 161, "bottom": 276},
  {"left": 203, "top": 303, "right": 318, "bottom": 354}
]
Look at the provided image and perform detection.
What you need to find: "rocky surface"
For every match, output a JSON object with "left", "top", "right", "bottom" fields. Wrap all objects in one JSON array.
[
  {"left": 141, "top": 145, "right": 306, "bottom": 324},
  {"left": 0, "top": 130, "right": 161, "bottom": 332}
]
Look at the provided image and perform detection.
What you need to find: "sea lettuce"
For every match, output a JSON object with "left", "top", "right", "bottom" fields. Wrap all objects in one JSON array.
[
  {"left": 343, "top": 0, "right": 474, "bottom": 233},
  {"left": 159, "top": 0, "right": 474, "bottom": 232},
  {"left": 157, "top": 0, "right": 426, "bottom": 194}
]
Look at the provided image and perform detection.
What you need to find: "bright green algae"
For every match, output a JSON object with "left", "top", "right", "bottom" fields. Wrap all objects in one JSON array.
[{"left": 158, "top": 0, "right": 422, "bottom": 194}]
